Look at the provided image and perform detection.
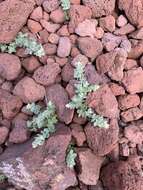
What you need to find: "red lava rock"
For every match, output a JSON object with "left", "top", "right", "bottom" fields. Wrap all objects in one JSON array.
[
  {"left": 87, "top": 84, "right": 119, "bottom": 119},
  {"left": 43, "top": 43, "right": 57, "bottom": 55},
  {"left": 129, "top": 28, "right": 143, "bottom": 40},
  {"left": 0, "top": 89, "right": 23, "bottom": 119},
  {"left": 42, "top": 0, "right": 60, "bottom": 13},
  {"left": 118, "top": 94, "right": 140, "bottom": 110},
  {"left": 0, "top": 124, "right": 77, "bottom": 190},
  {"left": 33, "top": 62, "right": 61, "bottom": 86},
  {"left": 82, "top": 0, "right": 116, "bottom": 18},
  {"left": 61, "top": 64, "right": 74, "bottom": 82},
  {"left": 102, "top": 156, "right": 143, "bottom": 190},
  {"left": 22, "top": 56, "right": 41, "bottom": 73},
  {"left": 96, "top": 51, "right": 117, "bottom": 74},
  {"left": 57, "top": 37, "right": 72, "bottom": 58},
  {"left": 119, "top": 0, "right": 143, "bottom": 28},
  {"left": 48, "top": 33, "right": 59, "bottom": 44},
  {"left": 78, "top": 37, "right": 103, "bottom": 59},
  {"left": 120, "top": 143, "right": 130, "bottom": 157},
  {"left": 0, "top": 127, "right": 9, "bottom": 145},
  {"left": 27, "top": 19, "right": 42, "bottom": 33},
  {"left": 121, "top": 107, "right": 143, "bottom": 122},
  {"left": 122, "top": 67, "right": 143, "bottom": 94},
  {"left": 0, "top": 53, "right": 21, "bottom": 81},
  {"left": 13, "top": 77, "right": 45, "bottom": 103},
  {"left": 77, "top": 148, "right": 104, "bottom": 185},
  {"left": 70, "top": 124, "right": 86, "bottom": 146},
  {"left": 57, "top": 25, "right": 70, "bottom": 36},
  {"left": 124, "top": 123, "right": 143, "bottom": 144},
  {"left": 39, "top": 29, "right": 49, "bottom": 43},
  {"left": 102, "top": 33, "right": 123, "bottom": 51},
  {"left": 30, "top": 6, "right": 43, "bottom": 21},
  {"left": 69, "top": 5, "right": 92, "bottom": 31},
  {"left": 9, "top": 119, "right": 29, "bottom": 144},
  {"left": 50, "top": 8, "right": 65, "bottom": 24},
  {"left": 88, "top": 181, "right": 104, "bottom": 190},
  {"left": 73, "top": 113, "right": 87, "bottom": 125},
  {"left": 128, "top": 40, "right": 143, "bottom": 59},
  {"left": 116, "top": 15, "right": 128, "bottom": 27},
  {"left": 40, "top": 20, "right": 60, "bottom": 33},
  {"left": 71, "top": 54, "right": 89, "bottom": 67},
  {"left": 1, "top": 81, "right": 13, "bottom": 92},
  {"left": 46, "top": 84, "right": 74, "bottom": 124},
  {"left": 85, "top": 119, "right": 119, "bottom": 156},
  {"left": 75, "top": 19, "right": 97, "bottom": 37},
  {"left": 109, "top": 83, "right": 125, "bottom": 96},
  {"left": 114, "top": 23, "right": 135, "bottom": 36},
  {"left": 0, "top": 0, "right": 35, "bottom": 43},
  {"left": 99, "top": 15, "right": 115, "bottom": 32},
  {"left": 124, "top": 59, "right": 138, "bottom": 70},
  {"left": 94, "top": 27, "right": 104, "bottom": 39},
  {"left": 108, "top": 49, "right": 127, "bottom": 81}
]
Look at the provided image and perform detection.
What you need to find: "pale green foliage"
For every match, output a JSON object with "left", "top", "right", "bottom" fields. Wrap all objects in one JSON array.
[
  {"left": 26, "top": 101, "right": 58, "bottom": 148},
  {"left": 66, "top": 62, "right": 109, "bottom": 128},
  {"left": 60, "top": 0, "right": 70, "bottom": 20},
  {"left": 66, "top": 145, "right": 77, "bottom": 168},
  {"left": 0, "top": 174, "right": 7, "bottom": 182},
  {"left": 0, "top": 32, "right": 45, "bottom": 57}
]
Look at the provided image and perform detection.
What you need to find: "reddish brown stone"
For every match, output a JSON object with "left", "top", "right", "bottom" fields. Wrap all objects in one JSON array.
[
  {"left": 128, "top": 40, "right": 143, "bottom": 59},
  {"left": 50, "top": 8, "right": 65, "bottom": 24},
  {"left": 22, "top": 56, "right": 41, "bottom": 73},
  {"left": 99, "top": 15, "right": 115, "bottom": 32},
  {"left": 121, "top": 107, "right": 143, "bottom": 122},
  {"left": 77, "top": 148, "right": 104, "bottom": 185},
  {"left": 61, "top": 64, "right": 74, "bottom": 82},
  {"left": 109, "top": 83, "right": 125, "bottom": 96},
  {"left": 85, "top": 120, "right": 119, "bottom": 156},
  {"left": 0, "top": 126, "right": 9, "bottom": 145},
  {"left": 30, "top": 6, "right": 43, "bottom": 21},
  {"left": 122, "top": 67, "right": 143, "bottom": 94},
  {"left": 118, "top": 94, "right": 140, "bottom": 110},
  {"left": 87, "top": 85, "right": 119, "bottom": 119},
  {"left": 13, "top": 77, "right": 45, "bottom": 103},
  {"left": 0, "top": 89, "right": 23, "bottom": 119},
  {"left": 78, "top": 37, "right": 103, "bottom": 59},
  {"left": 0, "top": 53, "right": 21, "bottom": 80},
  {"left": 83, "top": 0, "right": 116, "bottom": 18},
  {"left": 119, "top": 0, "right": 143, "bottom": 28},
  {"left": 57, "top": 37, "right": 72, "bottom": 58},
  {"left": 0, "top": 0, "right": 35, "bottom": 43},
  {"left": 33, "top": 63, "right": 61, "bottom": 86},
  {"left": 114, "top": 23, "right": 135, "bottom": 35},
  {"left": 42, "top": 0, "right": 59, "bottom": 13},
  {"left": 46, "top": 84, "right": 74, "bottom": 124},
  {"left": 102, "top": 156, "right": 143, "bottom": 190}
]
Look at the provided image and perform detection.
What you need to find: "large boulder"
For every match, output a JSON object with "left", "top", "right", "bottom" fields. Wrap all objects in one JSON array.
[
  {"left": 0, "top": 0, "right": 35, "bottom": 43},
  {"left": 0, "top": 124, "right": 77, "bottom": 190}
]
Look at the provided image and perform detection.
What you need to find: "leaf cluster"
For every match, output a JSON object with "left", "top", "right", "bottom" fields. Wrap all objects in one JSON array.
[
  {"left": 60, "top": 0, "right": 70, "bottom": 20},
  {"left": 26, "top": 101, "right": 58, "bottom": 148},
  {"left": 0, "top": 174, "right": 7, "bottom": 183},
  {"left": 66, "top": 145, "right": 77, "bottom": 168},
  {"left": 66, "top": 62, "right": 109, "bottom": 128},
  {"left": 0, "top": 32, "right": 45, "bottom": 57}
]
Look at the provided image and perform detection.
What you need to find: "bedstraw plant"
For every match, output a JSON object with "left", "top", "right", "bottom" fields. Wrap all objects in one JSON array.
[
  {"left": 60, "top": 0, "right": 70, "bottom": 20},
  {"left": 66, "top": 62, "right": 109, "bottom": 128},
  {"left": 0, "top": 32, "right": 45, "bottom": 57},
  {"left": 26, "top": 101, "right": 58, "bottom": 148}
]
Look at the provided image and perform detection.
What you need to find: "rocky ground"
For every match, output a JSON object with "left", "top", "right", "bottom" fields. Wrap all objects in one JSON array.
[{"left": 0, "top": 0, "right": 143, "bottom": 189}]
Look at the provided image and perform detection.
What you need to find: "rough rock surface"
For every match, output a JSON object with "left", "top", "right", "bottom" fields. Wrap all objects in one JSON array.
[
  {"left": 77, "top": 148, "right": 104, "bottom": 185},
  {"left": 13, "top": 77, "right": 45, "bottom": 103},
  {"left": 87, "top": 85, "right": 119, "bottom": 119},
  {"left": 85, "top": 120, "right": 119, "bottom": 156},
  {"left": 46, "top": 84, "right": 74, "bottom": 124},
  {"left": 0, "top": 53, "right": 21, "bottom": 80},
  {"left": 0, "top": 0, "right": 35, "bottom": 43},
  {"left": 0, "top": 124, "right": 77, "bottom": 190},
  {"left": 33, "top": 63, "right": 61, "bottom": 86},
  {"left": 83, "top": 0, "right": 116, "bottom": 18},
  {"left": 0, "top": 89, "right": 23, "bottom": 119},
  {"left": 119, "top": 0, "right": 143, "bottom": 28},
  {"left": 102, "top": 156, "right": 143, "bottom": 190}
]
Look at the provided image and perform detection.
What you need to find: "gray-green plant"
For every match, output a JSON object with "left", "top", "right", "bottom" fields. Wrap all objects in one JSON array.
[
  {"left": 60, "top": 0, "right": 70, "bottom": 20},
  {"left": 26, "top": 101, "right": 58, "bottom": 148},
  {"left": 0, "top": 174, "right": 7, "bottom": 183},
  {"left": 0, "top": 32, "right": 45, "bottom": 57},
  {"left": 66, "top": 62, "right": 109, "bottom": 128},
  {"left": 66, "top": 145, "right": 77, "bottom": 168}
]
